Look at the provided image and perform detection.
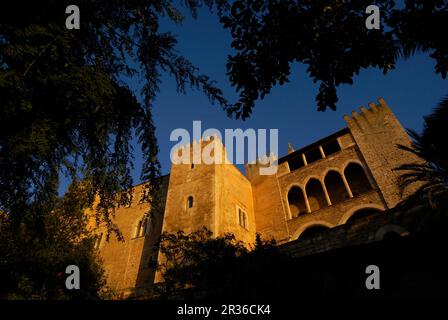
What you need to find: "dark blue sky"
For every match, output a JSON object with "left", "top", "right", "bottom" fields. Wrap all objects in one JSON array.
[
  {"left": 130, "top": 7, "right": 446, "bottom": 180},
  {"left": 56, "top": 6, "right": 448, "bottom": 193}
]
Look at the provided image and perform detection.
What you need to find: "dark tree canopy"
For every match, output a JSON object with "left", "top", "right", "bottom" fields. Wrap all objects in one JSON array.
[
  {"left": 396, "top": 95, "right": 448, "bottom": 225},
  {"left": 0, "top": 182, "right": 108, "bottom": 299},
  {"left": 220, "top": 0, "right": 448, "bottom": 119},
  {"left": 0, "top": 0, "right": 229, "bottom": 235},
  {"left": 150, "top": 228, "right": 288, "bottom": 300},
  {"left": 0, "top": 0, "right": 230, "bottom": 298}
]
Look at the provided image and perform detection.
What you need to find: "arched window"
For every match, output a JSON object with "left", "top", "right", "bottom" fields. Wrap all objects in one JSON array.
[
  {"left": 305, "top": 178, "right": 328, "bottom": 212},
  {"left": 133, "top": 216, "right": 151, "bottom": 238},
  {"left": 344, "top": 163, "right": 373, "bottom": 196},
  {"left": 187, "top": 196, "right": 194, "bottom": 209},
  {"left": 324, "top": 171, "right": 350, "bottom": 205},
  {"left": 287, "top": 186, "right": 308, "bottom": 218}
]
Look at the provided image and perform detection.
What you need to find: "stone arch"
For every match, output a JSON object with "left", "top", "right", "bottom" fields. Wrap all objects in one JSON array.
[
  {"left": 324, "top": 170, "right": 350, "bottom": 205},
  {"left": 342, "top": 158, "right": 364, "bottom": 168},
  {"left": 321, "top": 166, "right": 344, "bottom": 179},
  {"left": 299, "top": 225, "right": 331, "bottom": 240},
  {"left": 338, "top": 203, "right": 385, "bottom": 225},
  {"left": 344, "top": 162, "right": 373, "bottom": 196},
  {"left": 287, "top": 185, "right": 308, "bottom": 219},
  {"left": 292, "top": 220, "right": 335, "bottom": 240},
  {"left": 375, "top": 224, "right": 410, "bottom": 241},
  {"left": 303, "top": 175, "right": 323, "bottom": 185},
  {"left": 341, "top": 159, "right": 375, "bottom": 185},
  {"left": 305, "top": 178, "right": 328, "bottom": 212}
]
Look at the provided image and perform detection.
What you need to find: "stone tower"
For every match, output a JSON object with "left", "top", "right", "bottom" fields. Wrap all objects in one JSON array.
[
  {"left": 160, "top": 136, "right": 256, "bottom": 244},
  {"left": 343, "top": 98, "right": 416, "bottom": 208}
]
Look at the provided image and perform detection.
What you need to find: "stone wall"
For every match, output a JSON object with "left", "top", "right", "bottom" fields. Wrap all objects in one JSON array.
[
  {"left": 93, "top": 176, "right": 169, "bottom": 297},
  {"left": 215, "top": 163, "right": 256, "bottom": 244},
  {"left": 278, "top": 207, "right": 413, "bottom": 258},
  {"left": 92, "top": 97, "right": 423, "bottom": 297}
]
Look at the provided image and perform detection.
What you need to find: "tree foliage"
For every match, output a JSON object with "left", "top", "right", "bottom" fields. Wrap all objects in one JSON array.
[
  {"left": 0, "top": 0, "right": 229, "bottom": 235},
  {"left": 151, "top": 228, "right": 290, "bottom": 300},
  {"left": 396, "top": 96, "right": 448, "bottom": 228},
  {"left": 0, "top": 182, "right": 109, "bottom": 299},
  {"left": 220, "top": 0, "right": 448, "bottom": 119},
  {"left": 0, "top": 0, "right": 229, "bottom": 298}
]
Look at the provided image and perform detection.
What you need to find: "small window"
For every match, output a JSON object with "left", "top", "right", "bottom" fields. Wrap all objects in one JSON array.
[
  {"left": 187, "top": 196, "right": 194, "bottom": 209},
  {"left": 322, "top": 139, "right": 341, "bottom": 157},
  {"left": 237, "top": 208, "right": 248, "bottom": 229},
  {"left": 133, "top": 216, "right": 151, "bottom": 238},
  {"left": 288, "top": 155, "right": 305, "bottom": 171},
  {"left": 304, "top": 148, "right": 322, "bottom": 164}
]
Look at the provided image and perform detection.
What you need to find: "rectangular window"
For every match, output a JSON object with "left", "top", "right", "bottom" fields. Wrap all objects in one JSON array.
[
  {"left": 288, "top": 155, "right": 305, "bottom": 171},
  {"left": 322, "top": 139, "right": 341, "bottom": 157},
  {"left": 237, "top": 207, "right": 248, "bottom": 229},
  {"left": 304, "top": 148, "right": 322, "bottom": 164}
]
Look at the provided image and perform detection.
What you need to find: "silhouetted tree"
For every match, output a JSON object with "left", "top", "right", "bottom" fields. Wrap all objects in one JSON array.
[
  {"left": 395, "top": 96, "right": 448, "bottom": 231},
  {"left": 151, "top": 228, "right": 290, "bottom": 300},
  {"left": 0, "top": 182, "right": 110, "bottom": 299},
  {"left": 0, "top": 0, "right": 229, "bottom": 299},
  {"left": 0, "top": 0, "right": 229, "bottom": 236},
  {"left": 220, "top": 0, "right": 448, "bottom": 118}
]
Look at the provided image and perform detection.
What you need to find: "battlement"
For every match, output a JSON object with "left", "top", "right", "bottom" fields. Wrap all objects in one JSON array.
[
  {"left": 170, "top": 133, "right": 232, "bottom": 165},
  {"left": 244, "top": 152, "right": 279, "bottom": 180},
  {"left": 171, "top": 133, "right": 224, "bottom": 155},
  {"left": 343, "top": 97, "right": 393, "bottom": 132}
]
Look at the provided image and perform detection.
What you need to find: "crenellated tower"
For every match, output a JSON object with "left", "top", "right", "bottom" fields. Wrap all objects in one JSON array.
[
  {"left": 343, "top": 97, "right": 417, "bottom": 208},
  {"left": 160, "top": 135, "right": 256, "bottom": 244}
]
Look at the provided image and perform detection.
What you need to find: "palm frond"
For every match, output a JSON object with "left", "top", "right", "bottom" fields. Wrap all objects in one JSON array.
[{"left": 395, "top": 95, "right": 448, "bottom": 211}]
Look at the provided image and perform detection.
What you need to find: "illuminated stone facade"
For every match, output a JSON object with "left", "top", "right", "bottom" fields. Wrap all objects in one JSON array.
[{"left": 94, "top": 98, "right": 418, "bottom": 297}]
